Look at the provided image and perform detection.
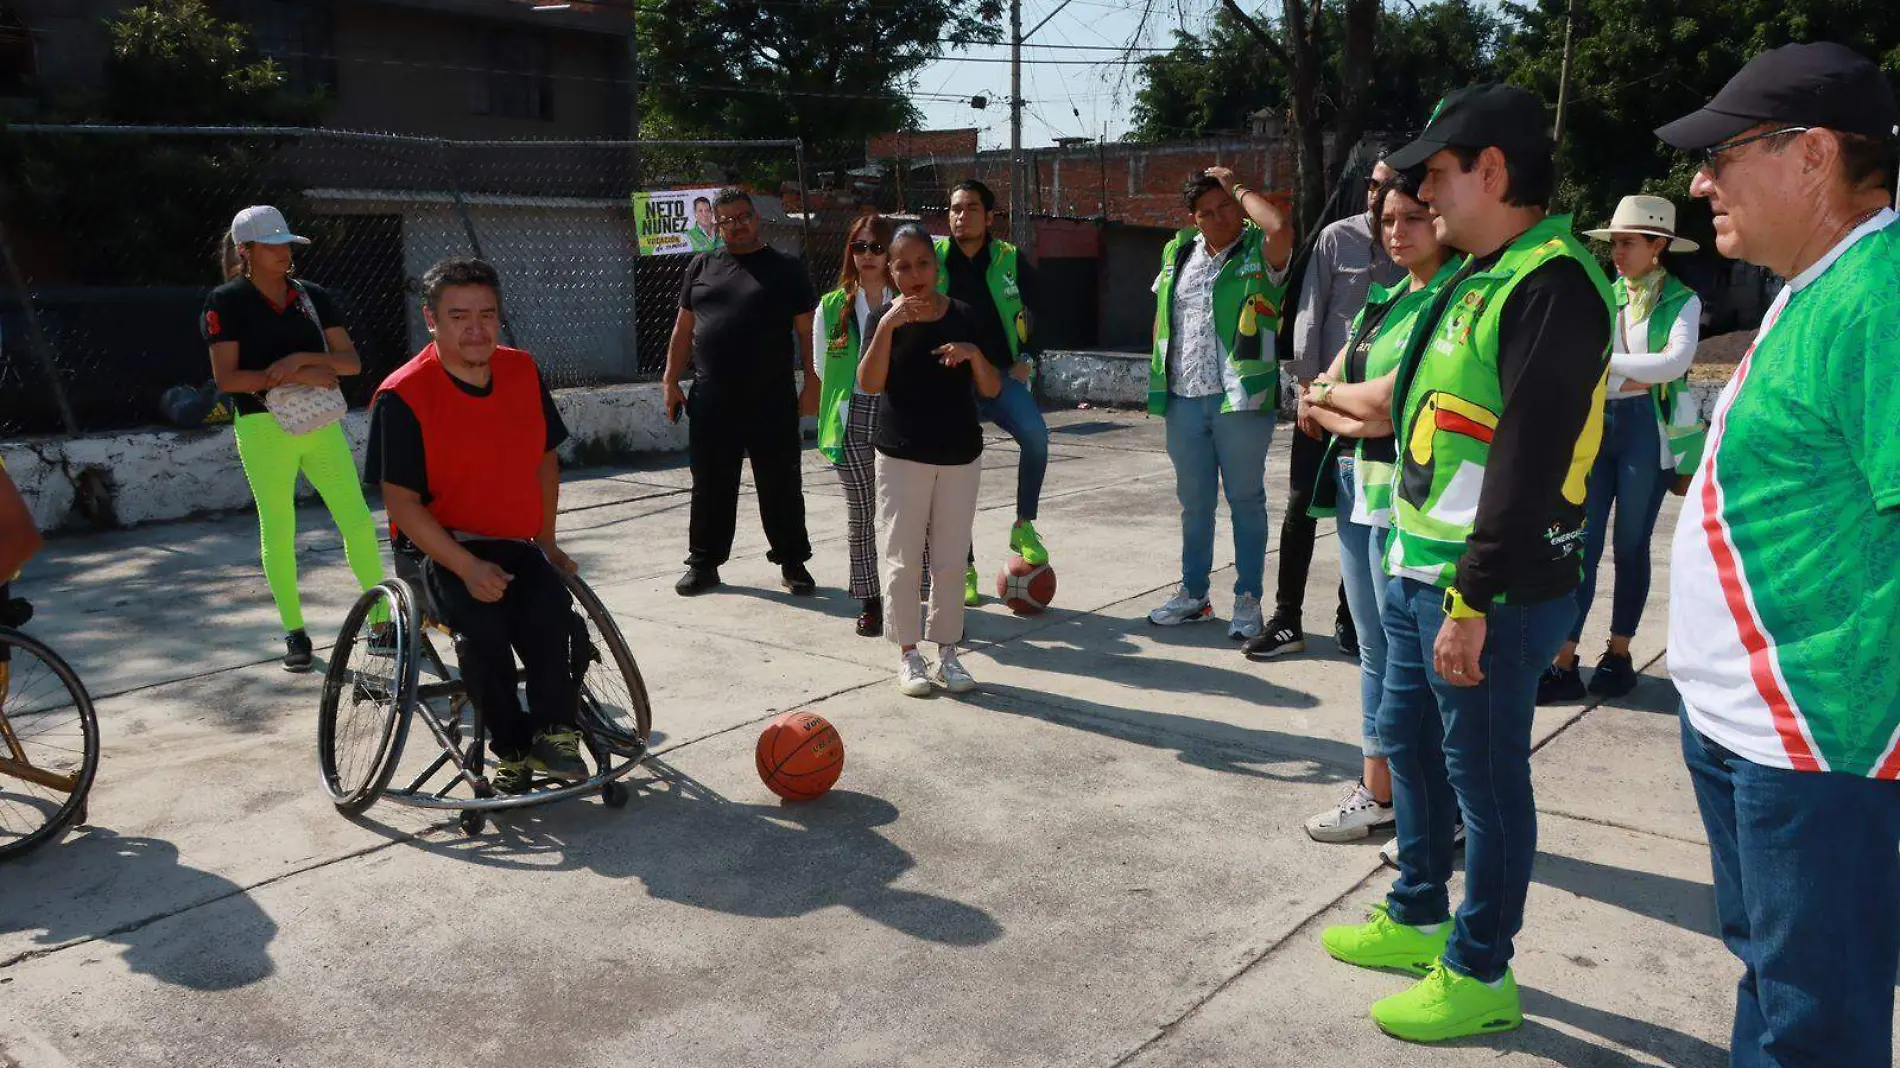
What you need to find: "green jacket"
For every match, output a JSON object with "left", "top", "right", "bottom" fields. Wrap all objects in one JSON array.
[
  {"left": 1386, "top": 215, "right": 1615, "bottom": 591},
  {"left": 1147, "top": 223, "right": 1286, "bottom": 415},
  {"left": 814, "top": 286, "right": 867, "bottom": 465},
  {"left": 934, "top": 237, "right": 1027, "bottom": 361},
  {"left": 1617, "top": 271, "right": 1704, "bottom": 474}
]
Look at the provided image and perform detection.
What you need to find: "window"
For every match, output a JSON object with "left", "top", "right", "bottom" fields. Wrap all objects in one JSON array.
[
  {"left": 470, "top": 30, "right": 552, "bottom": 121},
  {"left": 222, "top": 0, "right": 336, "bottom": 94}
]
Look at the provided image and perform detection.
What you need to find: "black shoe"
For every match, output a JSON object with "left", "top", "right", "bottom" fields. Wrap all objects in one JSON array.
[
  {"left": 1587, "top": 651, "right": 1640, "bottom": 698},
  {"left": 365, "top": 622, "right": 399, "bottom": 659},
  {"left": 781, "top": 563, "right": 816, "bottom": 596},
  {"left": 1536, "top": 663, "right": 1586, "bottom": 705},
  {"left": 675, "top": 567, "right": 720, "bottom": 596},
  {"left": 1242, "top": 614, "right": 1305, "bottom": 659},
  {"left": 1335, "top": 611, "right": 1360, "bottom": 659},
  {"left": 282, "top": 630, "right": 314, "bottom": 673},
  {"left": 856, "top": 597, "right": 883, "bottom": 638}
]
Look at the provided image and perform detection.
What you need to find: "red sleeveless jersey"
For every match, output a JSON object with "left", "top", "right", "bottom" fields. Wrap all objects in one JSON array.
[{"left": 376, "top": 344, "right": 547, "bottom": 540}]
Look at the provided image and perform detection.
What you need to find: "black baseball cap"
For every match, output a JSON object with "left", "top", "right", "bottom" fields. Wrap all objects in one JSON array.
[
  {"left": 1656, "top": 41, "right": 1900, "bottom": 150},
  {"left": 1385, "top": 84, "right": 1552, "bottom": 171}
]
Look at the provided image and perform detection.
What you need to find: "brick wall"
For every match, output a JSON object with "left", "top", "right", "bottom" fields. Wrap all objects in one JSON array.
[{"left": 867, "top": 128, "right": 981, "bottom": 162}]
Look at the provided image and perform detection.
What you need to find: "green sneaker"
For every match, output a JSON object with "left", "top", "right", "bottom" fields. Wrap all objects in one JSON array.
[
  {"left": 1371, "top": 961, "right": 1523, "bottom": 1043},
  {"left": 1320, "top": 902, "right": 1450, "bottom": 976},
  {"left": 526, "top": 729, "right": 588, "bottom": 782},
  {"left": 491, "top": 756, "right": 531, "bottom": 795},
  {"left": 963, "top": 566, "right": 981, "bottom": 607},
  {"left": 1009, "top": 520, "right": 1050, "bottom": 567}
]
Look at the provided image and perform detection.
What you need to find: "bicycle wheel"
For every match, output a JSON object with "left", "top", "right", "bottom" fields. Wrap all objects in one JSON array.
[
  {"left": 0, "top": 626, "right": 100, "bottom": 860},
  {"left": 317, "top": 580, "right": 419, "bottom": 814},
  {"left": 565, "top": 575, "right": 651, "bottom": 757}
]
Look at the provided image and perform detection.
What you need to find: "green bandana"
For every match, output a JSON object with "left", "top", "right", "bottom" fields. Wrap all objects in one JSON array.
[{"left": 1623, "top": 269, "right": 1664, "bottom": 327}]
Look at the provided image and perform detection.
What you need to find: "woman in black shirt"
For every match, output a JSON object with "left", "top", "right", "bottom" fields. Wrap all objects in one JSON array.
[
  {"left": 858, "top": 224, "right": 1002, "bottom": 697},
  {"left": 201, "top": 206, "right": 385, "bottom": 672}
]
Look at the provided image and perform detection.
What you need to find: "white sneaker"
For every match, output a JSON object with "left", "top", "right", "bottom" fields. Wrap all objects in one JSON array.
[
  {"left": 1228, "top": 593, "right": 1264, "bottom": 641},
  {"left": 1147, "top": 587, "right": 1213, "bottom": 626},
  {"left": 1304, "top": 782, "right": 1397, "bottom": 843},
  {"left": 1379, "top": 820, "right": 1468, "bottom": 867},
  {"left": 898, "top": 651, "right": 934, "bottom": 697},
  {"left": 933, "top": 646, "right": 977, "bottom": 694}
]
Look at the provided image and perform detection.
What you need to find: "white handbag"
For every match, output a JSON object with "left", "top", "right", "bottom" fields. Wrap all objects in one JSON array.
[{"left": 263, "top": 283, "right": 349, "bottom": 436}]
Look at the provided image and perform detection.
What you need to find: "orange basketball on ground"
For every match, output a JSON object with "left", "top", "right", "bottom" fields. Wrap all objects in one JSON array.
[
  {"left": 996, "top": 555, "right": 1057, "bottom": 615},
  {"left": 756, "top": 710, "right": 845, "bottom": 801}
]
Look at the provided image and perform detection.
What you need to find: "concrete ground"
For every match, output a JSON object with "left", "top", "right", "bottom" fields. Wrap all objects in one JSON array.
[{"left": 0, "top": 408, "right": 1846, "bottom": 1066}]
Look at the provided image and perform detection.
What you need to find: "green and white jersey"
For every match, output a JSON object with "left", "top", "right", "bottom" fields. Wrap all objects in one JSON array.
[{"left": 1668, "top": 209, "right": 1900, "bottom": 777}]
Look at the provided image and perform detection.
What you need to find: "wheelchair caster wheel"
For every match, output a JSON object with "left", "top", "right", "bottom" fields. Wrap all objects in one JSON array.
[
  {"left": 459, "top": 810, "right": 486, "bottom": 835},
  {"left": 603, "top": 780, "right": 628, "bottom": 808}
]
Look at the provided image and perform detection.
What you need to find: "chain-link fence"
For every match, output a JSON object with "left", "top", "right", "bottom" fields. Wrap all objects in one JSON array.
[{"left": 0, "top": 126, "right": 853, "bottom": 439}]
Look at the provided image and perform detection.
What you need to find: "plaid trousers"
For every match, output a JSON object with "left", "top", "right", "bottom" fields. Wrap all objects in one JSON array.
[{"left": 837, "top": 392, "right": 882, "bottom": 599}]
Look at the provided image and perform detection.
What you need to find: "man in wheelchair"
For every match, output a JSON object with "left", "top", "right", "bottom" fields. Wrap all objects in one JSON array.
[{"left": 365, "top": 258, "right": 587, "bottom": 794}]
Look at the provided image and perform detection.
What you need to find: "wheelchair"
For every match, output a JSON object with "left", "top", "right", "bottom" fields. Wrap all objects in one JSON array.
[
  {"left": 316, "top": 559, "right": 651, "bottom": 835},
  {"left": 0, "top": 592, "right": 101, "bottom": 860}
]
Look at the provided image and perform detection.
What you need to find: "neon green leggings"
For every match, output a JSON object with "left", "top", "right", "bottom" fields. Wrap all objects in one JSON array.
[{"left": 233, "top": 414, "right": 385, "bottom": 633}]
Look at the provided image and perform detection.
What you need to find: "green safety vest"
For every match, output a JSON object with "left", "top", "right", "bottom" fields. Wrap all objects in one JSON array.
[
  {"left": 1385, "top": 214, "right": 1614, "bottom": 590},
  {"left": 1617, "top": 271, "right": 1705, "bottom": 475},
  {"left": 814, "top": 286, "right": 867, "bottom": 465},
  {"left": 1147, "top": 223, "right": 1286, "bottom": 416},
  {"left": 934, "top": 237, "right": 1027, "bottom": 361},
  {"left": 1309, "top": 258, "right": 1463, "bottom": 521}
]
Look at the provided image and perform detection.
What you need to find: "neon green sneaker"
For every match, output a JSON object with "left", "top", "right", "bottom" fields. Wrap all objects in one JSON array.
[
  {"left": 1371, "top": 961, "right": 1523, "bottom": 1043},
  {"left": 1320, "top": 902, "right": 1450, "bottom": 976},
  {"left": 963, "top": 566, "right": 981, "bottom": 607},
  {"left": 1009, "top": 520, "right": 1050, "bottom": 567}
]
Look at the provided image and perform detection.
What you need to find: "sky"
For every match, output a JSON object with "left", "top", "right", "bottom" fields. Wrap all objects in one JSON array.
[{"left": 907, "top": 0, "right": 1214, "bottom": 148}]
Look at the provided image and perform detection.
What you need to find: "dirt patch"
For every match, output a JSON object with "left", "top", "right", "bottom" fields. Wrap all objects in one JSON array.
[{"left": 1690, "top": 330, "right": 1751, "bottom": 384}]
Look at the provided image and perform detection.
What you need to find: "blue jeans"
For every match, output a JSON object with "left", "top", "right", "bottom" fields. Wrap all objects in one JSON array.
[
  {"left": 1163, "top": 395, "right": 1274, "bottom": 600},
  {"left": 1334, "top": 457, "right": 1389, "bottom": 758},
  {"left": 1569, "top": 394, "right": 1671, "bottom": 642},
  {"left": 976, "top": 375, "right": 1050, "bottom": 523},
  {"left": 1680, "top": 712, "right": 1900, "bottom": 1068},
  {"left": 1378, "top": 578, "right": 1573, "bottom": 982}
]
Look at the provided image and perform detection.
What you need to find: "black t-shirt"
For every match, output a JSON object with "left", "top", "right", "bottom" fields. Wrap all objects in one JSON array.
[
  {"left": 200, "top": 279, "right": 344, "bottom": 416},
  {"left": 868, "top": 298, "right": 986, "bottom": 466},
  {"left": 363, "top": 369, "right": 569, "bottom": 502},
  {"left": 941, "top": 239, "right": 1038, "bottom": 371},
  {"left": 677, "top": 246, "right": 818, "bottom": 386},
  {"left": 1448, "top": 252, "right": 1611, "bottom": 610}
]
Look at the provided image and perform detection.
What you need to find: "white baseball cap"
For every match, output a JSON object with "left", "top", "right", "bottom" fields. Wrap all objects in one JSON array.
[{"left": 230, "top": 205, "right": 310, "bottom": 246}]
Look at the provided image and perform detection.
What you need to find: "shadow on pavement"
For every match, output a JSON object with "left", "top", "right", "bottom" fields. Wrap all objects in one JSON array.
[
  {"left": 361, "top": 760, "right": 1002, "bottom": 949},
  {"left": 1535, "top": 850, "right": 1719, "bottom": 938},
  {"left": 1517, "top": 987, "right": 1728, "bottom": 1067},
  {"left": 0, "top": 828, "right": 277, "bottom": 991}
]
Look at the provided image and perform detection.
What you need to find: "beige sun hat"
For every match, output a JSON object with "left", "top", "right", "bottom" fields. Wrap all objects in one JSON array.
[{"left": 1583, "top": 194, "right": 1699, "bottom": 252}]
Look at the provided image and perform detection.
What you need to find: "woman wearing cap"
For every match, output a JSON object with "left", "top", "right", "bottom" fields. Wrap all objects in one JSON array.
[
  {"left": 1538, "top": 195, "right": 1701, "bottom": 703},
  {"left": 814, "top": 215, "right": 895, "bottom": 637},
  {"left": 203, "top": 206, "right": 385, "bottom": 672}
]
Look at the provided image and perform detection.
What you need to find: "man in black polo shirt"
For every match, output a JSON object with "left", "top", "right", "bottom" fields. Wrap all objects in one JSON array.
[{"left": 663, "top": 188, "right": 821, "bottom": 597}]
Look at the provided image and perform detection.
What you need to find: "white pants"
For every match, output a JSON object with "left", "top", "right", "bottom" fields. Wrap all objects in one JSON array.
[{"left": 875, "top": 452, "right": 982, "bottom": 649}]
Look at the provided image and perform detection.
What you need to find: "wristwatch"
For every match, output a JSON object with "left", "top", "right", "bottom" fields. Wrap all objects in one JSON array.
[{"left": 1443, "top": 587, "right": 1486, "bottom": 620}]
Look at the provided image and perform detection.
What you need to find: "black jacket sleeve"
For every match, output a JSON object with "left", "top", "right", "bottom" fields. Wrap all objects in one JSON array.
[
  {"left": 365, "top": 392, "right": 427, "bottom": 497},
  {"left": 1453, "top": 256, "right": 1609, "bottom": 611}
]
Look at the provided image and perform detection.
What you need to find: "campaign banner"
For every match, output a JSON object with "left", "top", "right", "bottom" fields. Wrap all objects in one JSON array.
[{"left": 632, "top": 187, "right": 725, "bottom": 256}]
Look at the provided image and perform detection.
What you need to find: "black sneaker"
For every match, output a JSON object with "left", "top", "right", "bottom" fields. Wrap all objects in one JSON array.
[
  {"left": 856, "top": 597, "right": 883, "bottom": 638},
  {"left": 1536, "top": 663, "right": 1587, "bottom": 705},
  {"left": 1587, "top": 652, "right": 1641, "bottom": 698},
  {"left": 675, "top": 567, "right": 720, "bottom": 596},
  {"left": 781, "top": 563, "right": 816, "bottom": 596},
  {"left": 365, "top": 622, "right": 399, "bottom": 659},
  {"left": 1242, "top": 614, "right": 1306, "bottom": 659},
  {"left": 282, "top": 630, "right": 314, "bottom": 673},
  {"left": 1335, "top": 611, "right": 1360, "bottom": 659},
  {"left": 527, "top": 729, "right": 589, "bottom": 782}
]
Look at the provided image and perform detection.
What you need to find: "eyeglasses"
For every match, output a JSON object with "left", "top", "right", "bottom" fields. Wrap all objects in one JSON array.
[
  {"left": 714, "top": 210, "right": 757, "bottom": 229},
  {"left": 1698, "top": 126, "right": 1811, "bottom": 177},
  {"left": 850, "top": 241, "right": 887, "bottom": 255}
]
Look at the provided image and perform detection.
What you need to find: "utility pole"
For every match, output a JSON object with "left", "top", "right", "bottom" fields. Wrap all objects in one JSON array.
[
  {"left": 1551, "top": 0, "right": 1579, "bottom": 175},
  {"left": 1009, "top": 0, "right": 1026, "bottom": 248}
]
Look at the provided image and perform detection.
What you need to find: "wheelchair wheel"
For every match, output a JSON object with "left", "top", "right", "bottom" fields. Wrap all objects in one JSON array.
[
  {"left": 0, "top": 626, "right": 100, "bottom": 861},
  {"left": 565, "top": 575, "right": 652, "bottom": 757},
  {"left": 317, "top": 581, "right": 420, "bottom": 814}
]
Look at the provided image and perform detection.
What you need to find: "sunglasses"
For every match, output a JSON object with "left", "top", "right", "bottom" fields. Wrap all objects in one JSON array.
[
  {"left": 850, "top": 241, "right": 887, "bottom": 255},
  {"left": 1698, "top": 126, "right": 1810, "bottom": 177}
]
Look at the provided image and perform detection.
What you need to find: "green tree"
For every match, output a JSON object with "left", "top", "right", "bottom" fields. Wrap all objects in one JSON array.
[
  {"left": 1129, "top": 15, "right": 1285, "bottom": 141},
  {"left": 639, "top": 0, "right": 1004, "bottom": 168},
  {"left": 102, "top": 0, "right": 319, "bottom": 124}
]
